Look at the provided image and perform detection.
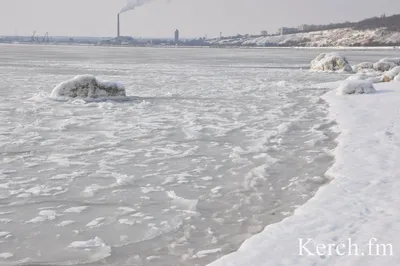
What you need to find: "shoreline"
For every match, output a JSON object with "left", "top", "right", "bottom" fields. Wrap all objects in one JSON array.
[
  {"left": 0, "top": 42, "right": 399, "bottom": 51},
  {"left": 208, "top": 80, "right": 400, "bottom": 265}
]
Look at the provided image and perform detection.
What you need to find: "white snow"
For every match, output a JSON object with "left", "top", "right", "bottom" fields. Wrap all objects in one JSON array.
[
  {"left": 208, "top": 81, "right": 400, "bottom": 266},
  {"left": 50, "top": 75, "right": 126, "bottom": 99},
  {"left": 310, "top": 53, "right": 352, "bottom": 72},
  {"left": 337, "top": 80, "right": 376, "bottom": 95},
  {"left": 394, "top": 74, "right": 400, "bottom": 82}
]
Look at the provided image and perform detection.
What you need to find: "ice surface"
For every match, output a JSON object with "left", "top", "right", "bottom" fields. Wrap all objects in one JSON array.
[
  {"left": 310, "top": 53, "right": 352, "bottom": 72},
  {"left": 2, "top": 45, "right": 398, "bottom": 266},
  {"left": 337, "top": 80, "right": 376, "bottom": 95},
  {"left": 50, "top": 75, "right": 126, "bottom": 99}
]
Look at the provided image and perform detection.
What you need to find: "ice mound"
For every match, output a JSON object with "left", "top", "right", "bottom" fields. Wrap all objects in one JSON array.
[
  {"left": 353, "top": 62, "right": 374, "bottom": 72},
  {"left": 381, "top": 66, "right": 400, "bottom": 82},
  {"left": 373, "top": 58, "right": 400, "bottom": 72},
  {"left": 394, "top": 74, "right": 400, "bottom": 82},
  {"left": 337, "top": 80, "right": 376, "bottom": 95},
  {"left": 310, "top": 53, "right": 352, "bottom": 72},
  {"left": 50, "top": 75, "right": 126, "bottom": 99}
]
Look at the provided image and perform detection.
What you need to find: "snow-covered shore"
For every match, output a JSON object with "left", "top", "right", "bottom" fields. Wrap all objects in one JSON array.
[
  {"left": 208, "top": 81, "right": 400, "bottom": 265},
  {"left": 208, "top": 28, "right": 400, "bottom": 47}
]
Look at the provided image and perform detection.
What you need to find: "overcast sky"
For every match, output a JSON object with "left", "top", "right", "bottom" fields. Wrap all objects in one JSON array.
[{"left": 1, "top": 0, "right": 400, "bottom": 38}]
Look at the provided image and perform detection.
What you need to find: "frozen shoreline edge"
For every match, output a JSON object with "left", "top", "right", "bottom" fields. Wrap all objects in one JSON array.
[
  {"left": 208, "top": 80, "right": 400, "bottom": 265},
  {"left": 206, "top": 84, "right": 342, "bottom": 266}
]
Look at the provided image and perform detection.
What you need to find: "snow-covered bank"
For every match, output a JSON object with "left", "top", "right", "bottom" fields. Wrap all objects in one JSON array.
[
  {"left": 209, "top": 82, "right": 400, "bottom": 265},
  {"left": 208, "top": 28, "right": 400, "bottom": 47}
]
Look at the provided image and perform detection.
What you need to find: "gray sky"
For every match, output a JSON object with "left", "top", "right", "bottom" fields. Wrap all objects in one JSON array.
[{"left": 1, "top": 0, "right": 400, "bottom": 38}]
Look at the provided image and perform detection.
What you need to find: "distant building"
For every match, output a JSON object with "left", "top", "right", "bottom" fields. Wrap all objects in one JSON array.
[
  {"left": 261, "top": 30, "right": 268, "bottom": 36},
  {"left": 174, "top": 29, "right": 179, "bottom": 44}
]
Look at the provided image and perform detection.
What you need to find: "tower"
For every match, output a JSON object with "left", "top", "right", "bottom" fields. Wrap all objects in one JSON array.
[
  {"left": 174, "top": 29, "right": 179, "bottom": 44},
  {"left": 117, "top": 13, "right": 120, "bottom": 38}
]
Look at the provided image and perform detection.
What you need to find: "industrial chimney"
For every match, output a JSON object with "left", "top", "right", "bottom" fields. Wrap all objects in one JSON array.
[{"left": 117, "top": 13, "right": 120, "bottom": 38}]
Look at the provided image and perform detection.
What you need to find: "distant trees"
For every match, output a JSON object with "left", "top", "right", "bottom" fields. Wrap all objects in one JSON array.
[{"left": 297, "top": 14, "right": 400, "bottom": 33}]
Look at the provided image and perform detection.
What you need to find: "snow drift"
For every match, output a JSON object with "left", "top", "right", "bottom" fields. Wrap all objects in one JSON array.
[
  {"left": 337, "top": 80, "right": 376, "bottom": 95},
  {"left": 50, "top": 75, "right": 126, "bottom": 99},
  {"left": 310, "top": 53, "right": 352, "bottom": 72}
]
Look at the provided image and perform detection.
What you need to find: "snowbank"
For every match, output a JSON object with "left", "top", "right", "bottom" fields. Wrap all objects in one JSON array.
[
  {"left": 50, "top": 75, "right": 126, "bottom": 99},
  {"left": 310, "top": 53, "right": 352, "bottom": 72},
  {"left": 395, "top": 75, "right": 400, "bottom": 82},
  {"left": 209, "top": 82, "right": 400, "bottom": 266},
  {"left": 337, "top": 80, "right": 376, "bottom": 95}
]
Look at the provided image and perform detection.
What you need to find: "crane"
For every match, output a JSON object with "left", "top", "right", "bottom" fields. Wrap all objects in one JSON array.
[
  {"left": 43, "top": 32, "right": 49, "bottom": 43},
  {"left": 31, "top": 31, "right": 36, "bottom": 42}
]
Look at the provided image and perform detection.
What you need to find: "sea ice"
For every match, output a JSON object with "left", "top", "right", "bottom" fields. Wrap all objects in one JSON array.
[
  {"left": 50, "top": 75, "right": 126, "bottom": 99},
  {"left": 69, "top": 237, "right": 107, "bottom": 249},
  {"left": 0, "top": 253, "right": 13, "bottom": 259},
  {"left": 57, "top": 220, "right": 75, "bottom": 227},
  {"left": 64, "top": 206, "right": 89, "bottom": 213},
  {"left": 166, "top": 191, "right": 198, "bottom": 212},
  {"left": 86, "top": 217, "right": 105, "bottom": 228}
]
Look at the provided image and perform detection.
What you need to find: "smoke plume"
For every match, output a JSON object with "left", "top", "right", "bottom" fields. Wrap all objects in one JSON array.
[{"left": 120, "top": 0, "right": 154, "bottom": 13}]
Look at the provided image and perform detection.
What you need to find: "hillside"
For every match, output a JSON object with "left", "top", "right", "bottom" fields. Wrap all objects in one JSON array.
[{"left": 208, "top": 14, "right": 400, "bottom": 47}]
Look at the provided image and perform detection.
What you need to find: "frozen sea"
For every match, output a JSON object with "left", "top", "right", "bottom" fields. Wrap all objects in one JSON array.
[{"left": 0, "top": 45, "right": 398, "bottom": 266}]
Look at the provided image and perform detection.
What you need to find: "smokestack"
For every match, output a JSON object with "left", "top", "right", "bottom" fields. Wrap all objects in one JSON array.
[{"left": 117, "top": 13, "right": 120, "bottom": 38}]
